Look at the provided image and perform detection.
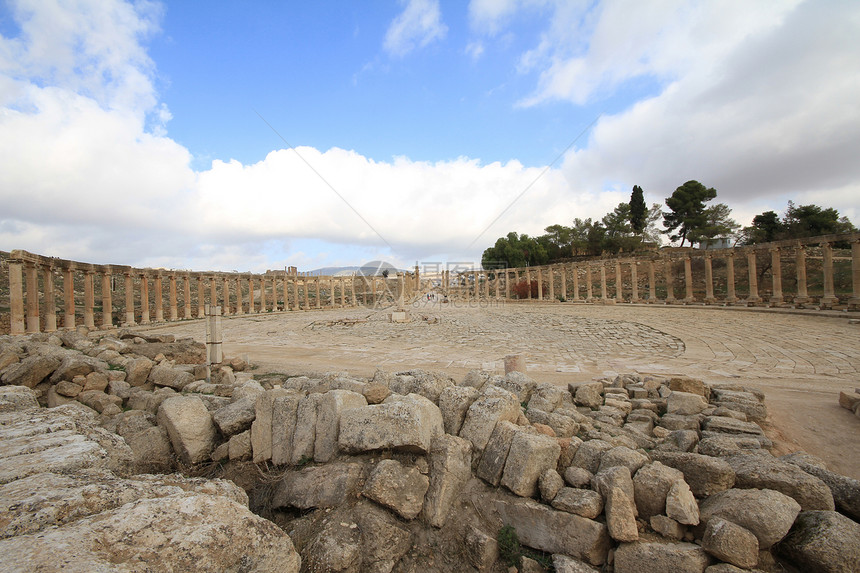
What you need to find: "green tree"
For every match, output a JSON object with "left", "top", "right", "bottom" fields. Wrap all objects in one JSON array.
[
  {"left": 783, "top": 201, "right": 855, "bottom": 237},
  {"left": 688, "top": 203, "right": 740, "bottom": 246},
  {"left": 662, "top": 180, "right": 718, "bottom": 246},
  {"left": 602, "top": 202, "right": 642, "bottom": 253},
  {"left": 481, "top": 232, "right": 548, "bottom": 269},
  {"left": 740, "top": 210, "right": 783, "bottom": 244},
  {"left": 629, "top": 185, "right": 647, "bottom": 234}
]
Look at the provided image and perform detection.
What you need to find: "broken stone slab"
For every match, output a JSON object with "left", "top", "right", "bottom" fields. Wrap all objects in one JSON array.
[
  {"left": 725, "top": 452, "right": 835, "bottom": 511},
  {"left": 354, "top": 501, "right": 413, "bottom": 573},
  {"left": 476, "top": 420, "right": 518, "bottom": 487},
  {"left": 437, "top": 385, "right": 479, "bottom": 435},
  {"left": 500, "top": 431, "right": 561, "bottom": 498},
  {"left": 271, "top": 391, "right": 303, "bottom": 466},
  {"left": 314, "top": 389, "right": 367, "bottom": 463},
  {"left": 697, "top": 487, "right": 801, "bottom": 549},
  {"left": 289, "top": 392, "right": 325, "bottom": 464},
  {"left": 423, "top": 433, "right": 472, "bottom": 528},
  {"left": 124, "top": 425, "right": 174, "bottom": 473},
  {"left": 227, "top": 429, "right": 251, "bottom": 460},
  {"left": 572, "top": 382, "right": 604, "bottom": 409},
  {"left": 668, "top": 377, "right": 709, "bottom": 398},
  {"left": 650, "top": 515, "right": 685, "bottom": 540},
  {"left": 774, "top": 510, "right": 860, "bottom": 573},
  {"left": 464, "top": 526, "right": 499, "bottom": 572},
  {"left": 596, "top": 445, "right": 649, "bottom": 475},
  {"left": 1, "top": 354, "right": 62, "bottom": 388},
  {"left": 551, "top": 487, "right": 603, "bottom": 519},
  {"left": 605, "top": 486, "right": 639, "bottom": 542},
  {"left": 148, "top": 364, "right": 193, "bottom": 390},
  {"left": 338, "top": 393, "right": 444, "bottom": 455},
  {"left": 781, "top": 451, "right": 860, "bottom": 521},
  {"left": 363, "top": 459, "right": 429, "bottom": 520},
  {"left": 614, "top": 541, "right": 711, "bottom": 573},
  {"left": 272, "top": 462, "right": 365, "bottom": 510},
  {"left": 539, "top": 469, "right": 564, "bottom": 502},
  {"left": 458, "top": 385, "right": 521, "bottom": 455},
  {"left": 528, "top": 383, "right": 566, "bottom": 413},
  {"left": 649, "top": 451, "right": 736, "bottom": 497},
  {"left": 666, "top": 479, "right": 699, "bottom": 525},
  {"left": 211, "top": 396, "right": 256, "bottom": 437},
  {"left": 667, "top": 390, "right": 709, "bottom": 416},
  {"left": 494, "top": 497, "right": 611, "bottom": 566},
  {"left": 156, "top": 395, "right": 217, "bottom": 465},
  {"left": 250, "top": 388, "right": 294, "bottom": 463},
  {"left": 701, "top": 516, "right": 759, "bottom": 570},
  {"left": 571, "top": 439, "right": 613, "bottom": 473},
  {"left": 552, "top": 554, "right": 600, "bottom": 573}
]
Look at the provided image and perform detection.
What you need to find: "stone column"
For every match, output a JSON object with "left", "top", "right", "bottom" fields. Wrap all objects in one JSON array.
[
  {"left": 248, "top": 276, "right": 256, "bottom": 313},
  {"left": 154, "top": 274, "right": 164, "bottom": 322},
  {"left": 537, "top": 268, "right": 544, "bottom": 300},
  {"left": 101, "top": 271, "right": 113, "bottom": 327},
  {"left": 44, "top": 265, "right": 57, "bottom": 332},
  {"left": 794, "top": 244, "right": 809, "bottom": 306},
  {"left": 746, "top": 250, "right": 761, "bottom": 304},
  {"left": 600, "top": 265, "right": 608, "bottom": 300},
  {"left": 63, "top": 268, "right": 75, "bottom": 329},
  {"left": 351, "top": 278, "right": 357, "bottom": 307},
  {"left": 725, "top": 253, "right": 737, "bottom": 304},
  {"left": 548, "top": 266, "right": 555, "bottom": 301},
  {"left": 560, "top": 266, "right": 567, "bottom": 301},
  {"left": 586, "top": 266, "right": 593, "bottom": 302},
  {"left": 235, "top": 276, "right": 243, "bottom": 314},
  {"left": 24, "top": 262, "right": 40, "bottom": 333},
  {"left": 664, "top": 259, "right": 675, "bottom": 303},
  {"left": 315, "top": 276, "right": 321, "bottom": 309},
  {"left": 209, "top": 276, "right": 218, "bottom": 314},
  {"left": 704, "top": 254, "right": 715, "bottom": 304},
  {"left": 647, "top": 260, "right": 656, "bottom": 302},
  {"left": 169, "top": 274, "right": 178, "bottom": 321},
  {"left": 197, "top": 276, "right": 205, "bottom": 317},
  {"left": 223, "top": 276, "right": 231, "bottom": 315},
  {"left": 821, "top": 242, "right": 838, "bottom": 307},
  {"left": 184, "top": 275, "right": 192, "bottom": 319},
  {"left": 683, "top": 256, "right": 694, "bottom": 303},
  {"left": 524, "top": 269, "right": 531, "bottom": 299},
  {"left": 303, "top": 278, "right": 310, "bottom": 309},
  {"left": 283, "top": 276, "right": 290, "bottom": 310},
  {"left": 630, "top": 260, "right": 639, "bottom": 303},
  {"left": 614, "top": 260, "right": 622, "bottom": 301},
  {"left": 140, "top": 274, "right": 150, "bottom": 324},
  {"left": 572, "top": 264, "right": 580, "bottom": 301},
  {"left": 770, "top": 247, "right": 783, "bottom": 306},
  {"left": 125, "top": 273, "right": 136, "bottom": 326},
  {"left": 84, "top": 270, "right": 95, "bottom": 329},
  {"left": 260, "top": 277, "right": 267, "bottom": 312},
  {"left": 850, "top": 239, "right": 860, "bottom": 308},
  {"left": 8, "top": 259, "right": 25, "bottom": 335}
]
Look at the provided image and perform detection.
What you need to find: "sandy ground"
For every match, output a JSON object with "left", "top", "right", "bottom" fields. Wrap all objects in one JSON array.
[{"left": 137, "top": 299, "right": 860, "bottom": 479}]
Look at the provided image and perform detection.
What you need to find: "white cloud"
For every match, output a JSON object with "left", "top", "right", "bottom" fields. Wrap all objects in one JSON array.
[{"left": 383, "top": 0, "right": 448, "bottom": 57}]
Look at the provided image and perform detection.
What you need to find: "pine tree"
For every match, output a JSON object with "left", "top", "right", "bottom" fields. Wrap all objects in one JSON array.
[{"left": 629, "top": 185, "right": 647, "bottom": 234}]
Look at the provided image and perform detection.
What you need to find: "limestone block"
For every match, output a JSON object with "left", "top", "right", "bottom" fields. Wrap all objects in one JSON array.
[
  {"left": 457, "top": 385, "right": 520, "bottom": 454},
  {"left": 363, "top": 459, "right": 429, "bottom": 520},
  {"left": 697, "top": 488, "right": 801, "bottom": 549},
  {"left": 423, "top": 434, "right": 472, "bottom": 528},
  {"left": 464, "top": 526, "right": 498, "bottom": 572},
  {"left": 55, "top": 380, "right": 83, "bottom": 397},
  {"left": 437, "top": 385, "right": 479, "bottom": 435},
  {"left": 289, "top": 392, "right": 324, "bottom": 464},
  {"left": 669, "top": 377, "right": 708, "bottom": 398},
  {"left": 81, "top": 371, "right": 109, "bottom": 392},
  {"left": 528, "top": 383, "right": 565, "bottom": 413},
  {"left": 228, "top": 429, "right": 252, "bottom": 460},
  {"left": 658, "top": 413, "right": 701, "bottom": 431},
  {"left": 552, "top": 554, "right": 600, "bottom": 573},
  {"left": 633, "top": 461, "right": 686, "bottom": 520},
  {"left": 314, "top": 389, "right": 367, "bottom": 463},
  {"left": 272, "top": 462, "right": 364, "bottom": 510},
  {"left": 597, "top": 446, "right": 649, "bottom": 475},
  {"left": 46, "top": 354, "right": 97, "bottom": 384},
  {"left": 148, "top": 364, "right": 193, "bottom": 390},
  {"left": 544, "top": 411, "right": 579, "bottom": 437},
  {"left": 781, "top": 451, "right": 860, "bottom": 521},
  {"left": 649, "top": 451, "right": 736, "bottom": 497},
  {"left": 592, "top": 465, "right": 635, "bottom": 505},
  {"left": 124, "top": 425, "right": 174, "bottom": 473},
  {"left": 211, "top": 396, "right": 256, "bottom": 437},
  {"left": 108, "top": 379, "right": 131, "bottom": 400},
  {"left": 551, "top": 487, "right": 603, "bottom": 519},
  {"left": 355, "top": 501, "right": 413, "bottom": 573},
  {"left": 461, "top": 369, "right": 492, "bottom": 391},
  {"left": 774, "top": 510, "right": 860, "bottom": 573},
  {"left": 156, "top": 395, "right": 217, "bottom": 465},
  {"left": 303, "top": 518, "right": 360, "bottom": 572},
  {"left": 363, "top": 383, "right": 390, "bottom": 404},
  {"left": 476, "top": 420, "right": 518, "bottom": 486},
  {"left": 726, "top": 452, "right": 834, "bottom": 510},
  {"left": 539, "top": 468, "right": 564, "bottom": 502},
  {"left": 666, "top": 479, "right": 699, "bottom": 525},
  {"left": 614, "top": 541, "right": 710, "bottom": 573},
  {"left": 702, "top": 517, "right": 758, "bottom": 569},
  {"left": 563, "top": 466, "right": 593, "bottom": 488},
  {"left": 1, "top": 354, "right": 62, "bottom": 388},
  {"left": 77, "top": 390, "right": 122, "bottom": 413},
  {"left": 0, "top": 386, "right": 39, "bottom": 411},
  {"left": 494, "top": 497, "right": 610, "bottom": 566},
  {"left": 701, "top": 415, "right": 764, "bottom": 437},
  {"left": 338, "top": 393, "right": 444, "bottom": 455},
  {"left": 497, "top": 370, "right": 537, "bottom": 402},
  {"left": 650, "top": 515, "right": 685, "bottom": 540},
  {"left": 271, "top": 391, "right": 303, "bottom": 466},
  {"left": 574, "top": 382, "right": 604, "bottom": 409},
  {"left": 654, "top": 429, "right": 699, "bottom": 453},
  {"left": 696, "top": 434, "right": 761, "bottom": 457},
  {"left": 571, "top": 439, "right": 613, "bottom": 473},
  {"left": 500, "top": 431, "right": 561, "bottom": 498},
  {"left": 251, "top": 388, "right": 293, "bottom": 463},
  {"left": 666, "top": 391, "right": 708, "bottom": 416},
  {"left": 605, "top": 486, "right": 639, "bottom": 542}
]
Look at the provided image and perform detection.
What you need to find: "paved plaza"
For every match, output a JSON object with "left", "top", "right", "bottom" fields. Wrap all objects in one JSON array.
[{"left": 138, "top": 300, "right": 860, "bottom": 478}]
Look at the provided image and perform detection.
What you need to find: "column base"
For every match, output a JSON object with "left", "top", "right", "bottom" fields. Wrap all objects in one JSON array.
[{"left": 820, "top": 296, "right": 839, "bottom": 309}]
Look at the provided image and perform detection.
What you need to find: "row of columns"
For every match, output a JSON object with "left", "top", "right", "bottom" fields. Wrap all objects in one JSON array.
[
  {"left": 448, "top": 239, "right": 860, "bottom": 309},
  {"left": 7, "top": 253, "right": 415, "bottom": 335}
]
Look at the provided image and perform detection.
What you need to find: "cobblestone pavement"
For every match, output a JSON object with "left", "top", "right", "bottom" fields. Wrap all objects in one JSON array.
[{"left": 137, "top": 300, "right": 860, "bottom": 478}]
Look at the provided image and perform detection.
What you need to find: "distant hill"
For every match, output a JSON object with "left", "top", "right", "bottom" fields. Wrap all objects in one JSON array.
[{"left": 307, "top": 260, "right": 404, "bottom": 276}]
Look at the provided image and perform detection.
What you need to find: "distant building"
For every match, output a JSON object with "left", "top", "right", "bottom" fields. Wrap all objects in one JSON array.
[{"left": 697, "top": 237, "right": 734, "bottom": 249}]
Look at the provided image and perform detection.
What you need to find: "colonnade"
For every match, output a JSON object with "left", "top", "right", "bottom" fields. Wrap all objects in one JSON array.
[
  {"left": 445, "top": 233, "right": 860, "bottom": 311},
  {"left": 5, "top": 251, "right": 418, "bottom": 335}
]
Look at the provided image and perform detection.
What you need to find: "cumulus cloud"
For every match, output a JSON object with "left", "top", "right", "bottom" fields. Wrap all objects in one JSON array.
[{"left": 383, "top": 0, "right": 448, "bottom": 57}]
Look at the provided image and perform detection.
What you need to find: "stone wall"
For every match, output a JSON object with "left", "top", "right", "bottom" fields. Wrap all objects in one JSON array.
[{"left": 1, "top": 330, "right": 858, "bottom": 572}]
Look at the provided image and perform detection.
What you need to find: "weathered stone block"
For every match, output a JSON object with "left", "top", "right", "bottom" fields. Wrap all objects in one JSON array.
[
  {"left": 289, "top": 392, "right": 325, "bottom": 464},
  {"left": 423, "top": 434, "right": 472, "bottom": 528},
  {"left": 437, "top": 385, "right": 479, "bottom": 435},
  {"left": 605, "top": 486, "right": 639, "bottom": 542},
  {"left": 702, "top": 517, "right": 758, "bottom": 569},
  {"left": 774, "top": 510, "right": 860, "bottom": 573},
  {"left": 666, "top": 479, "right": 699, "bottom": 525},
  {"left": 500, "top": 431, "right": 561, "bottom": 498},
  {"left": 156, "top": 395, "right": 216, "bottom": 465},
  {"left": 551, "top": 487, "right": 603, "bottom": 519},
  {"left": 271, "top": 391, "right": 302, "bottom": 466},
  {"left": 272, "top": 462, "right": 364, "bottom": 510},
  {"left": 476, "top": 420, "right": 518, "bottom": 486},
  {"left": 363, "top": 459, "right": 429, "bottom": 520},
  {"left": 649, "top": 451, "right": 735, "bottom": 497},
  {"left": 314, "top": 389, "right": 367, "bottom": 463},
  {"left": 458, "top": 385, "right": 520, "bottom": 454},
  {"left": 698, "top": 487, "right": 801, "bottom": 549},
  {"left": 726, "top": 452, "right": 834, "bottom": 511},
  {"left": 211, "top": 396, "right": 256, "bottom": 437},
  {"left": 633, "top": 461, "right": 686, "bottom": 519},
  {"left": 338, "top": 393, "right": 444, "bottom": 454},
  {"left": 614, "top": 541, "right": 710, "bottom": 573}
]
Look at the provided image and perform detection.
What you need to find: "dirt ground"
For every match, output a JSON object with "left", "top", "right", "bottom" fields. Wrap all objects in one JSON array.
[{"left": 137, "top": 300, "right": 860, "bottom": 480}]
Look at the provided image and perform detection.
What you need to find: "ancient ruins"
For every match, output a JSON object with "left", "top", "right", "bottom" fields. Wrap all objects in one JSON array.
[{"left": 0, "top": 232, "right": 859, "bottom": 572}]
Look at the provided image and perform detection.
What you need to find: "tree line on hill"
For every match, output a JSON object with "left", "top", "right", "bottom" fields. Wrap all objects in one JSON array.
[{"left": 482, "top": 181, "right": 856, "bottom": 269}]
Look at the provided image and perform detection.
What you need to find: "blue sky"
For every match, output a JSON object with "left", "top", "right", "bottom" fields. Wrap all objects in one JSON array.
[{"left": 1, "top": 0, "right": 859, "bottom": 273}]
